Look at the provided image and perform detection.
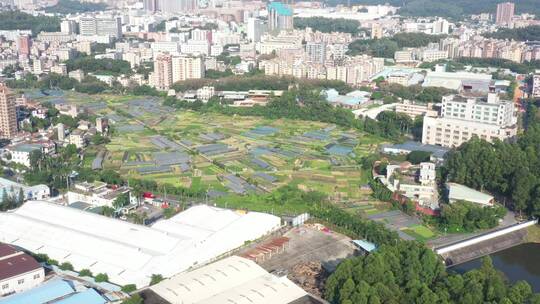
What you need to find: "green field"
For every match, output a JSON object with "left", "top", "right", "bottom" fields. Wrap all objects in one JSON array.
[
  {"left": 402, "top": 225, "right": 436, "bottom": 242},
  {"left": 29, "top": 90, "right": 388, "bottom": 202}
]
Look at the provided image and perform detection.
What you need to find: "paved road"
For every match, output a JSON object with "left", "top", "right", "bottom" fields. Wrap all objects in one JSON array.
[{"left": 427, "top": 211, "right": 518, "bottom": 248}]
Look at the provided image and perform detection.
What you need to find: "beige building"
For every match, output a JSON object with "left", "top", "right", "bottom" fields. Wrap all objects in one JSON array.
[
  {"left": 395, "top": 100, "right": 438, "bottom": 119},
  {"left": 150, "top": 54, "right": 173, "bottom": 91},
  {"left": 0, "top": 83, "right": 17, "bottom": 139},
  {"left": 422, "top": 94, "right": 517, "bottom": 147},
  {"left": 172, "top": 56, "right": 204, "bottom": 83}
]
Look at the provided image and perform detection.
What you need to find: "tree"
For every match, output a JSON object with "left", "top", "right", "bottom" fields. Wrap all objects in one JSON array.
[
  {"left": 113, "top": 193, "right": 130, "bottom": 210},
  {"left": 150, "top": 274, "right": 164, "bottom": 285},
  {"left": 95, "top": 273, "right": 109, "bottom": 283},
  {"left": 79, "top": 269, "right": 93, "bottom": 277},
  {"left": 406, "top": 151, "right": 432, "bottom": 164},
  {"left": 122, "top": 294, "right": 143, "bottom": 304},
  {"left": 59, "top": 262, "right": 74, "bottom": 271},
  {"left": 121, "top": 284, "right": 137, "bottom": 293}
]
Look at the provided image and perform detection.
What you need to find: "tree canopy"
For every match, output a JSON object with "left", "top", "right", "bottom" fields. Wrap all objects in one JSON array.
[
  {"left": 348, "top": 33, "right": 445, "bottom": 58},
  {"left": 484, "top": 25, "right": 540, "bottom": 42},
  {"left": 294, "top": 17, "right": 361, "bottom": 35},
  {"left": 0, "top": 11, "right": 60, "bottom": 35},
  {"left": 44, "top": 0, "right": 107, "bottom": 14}
]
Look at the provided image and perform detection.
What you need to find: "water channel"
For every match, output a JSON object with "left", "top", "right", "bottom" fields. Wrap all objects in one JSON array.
[{"left": 451, "top": 243, "right": 540, "bottom": 292}]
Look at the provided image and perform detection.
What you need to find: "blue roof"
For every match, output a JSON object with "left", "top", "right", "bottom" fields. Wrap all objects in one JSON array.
[
  {"left": 268, "top": 2, "right": 293, "bottom": 16},
  {"left": 0, "top": 279, "right": 74, "bottom": 304},
  {"left": 54, "top": 289, "right": 106, "bottom": 304},
  {"left": 352, "top": 240, "right": 377, "bottom": 252}
]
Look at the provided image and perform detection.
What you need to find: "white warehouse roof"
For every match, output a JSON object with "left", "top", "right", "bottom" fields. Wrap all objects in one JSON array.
[
  {"left": 0, "top": 202, "right": 281, "bottom": 287},
  {"left": 150, "top": 256, "right": 307, "bottom": 304}
]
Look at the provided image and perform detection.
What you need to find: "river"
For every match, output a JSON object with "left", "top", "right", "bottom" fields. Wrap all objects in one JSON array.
[{"left": 451, "top": 243, "right": 540, "bottom": 292}]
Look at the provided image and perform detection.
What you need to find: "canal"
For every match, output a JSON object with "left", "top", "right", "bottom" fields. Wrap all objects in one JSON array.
[{"left": 451, "top": 243, "right": 540, "bottom": 292}]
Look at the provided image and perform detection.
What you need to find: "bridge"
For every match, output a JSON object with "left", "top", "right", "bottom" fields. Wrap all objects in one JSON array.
[{"left": 434, "top": 220, "right": 538, "bottom": 267}]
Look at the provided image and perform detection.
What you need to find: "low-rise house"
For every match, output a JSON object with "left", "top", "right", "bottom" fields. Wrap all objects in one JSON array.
[
  {"left": 0, "top": 177, "right": 49, "bottom": 201},
  {"left": 3, "top": 144, "right": 43, "bottom": 167},
  {"left": 0, "top": 244, "right": 44, "bottom": 296},
  {"left": 67, "top": 181, "right": 135, "bottom": 208},
  {"left": 380, "top": 162, "right": 439, "bottom": 209}
]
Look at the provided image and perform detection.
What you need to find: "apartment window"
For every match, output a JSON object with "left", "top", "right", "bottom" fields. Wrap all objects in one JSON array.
[
  {"left": 17, "top": 279, "right": 24, "bottom": 285},
  {"left": 2, "top": 284, "right": 8, "bottom": 290},
  {"left": 33, "top": 274, "right": 40, "bottom": 279}
]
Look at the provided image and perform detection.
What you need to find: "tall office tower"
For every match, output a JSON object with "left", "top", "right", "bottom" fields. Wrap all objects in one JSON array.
[
  {"left": 496, "top": 2, "right": 515, "bottom": 25},
  {"left": 16, "top": 35, "right": 31, "bottom": 56},
  {"left": 61, "top": 20, "right": 77, "bottom": 34},
  {"left": 151, "top": 54, "right": 173, "bottom": 90},
  {"left": 247, "top": 17, "right": 265, "bottom": 43},
  {"left": 172, "top": 56, "right": 204, "bottom": 83},
  {"left": 0, "top": 83, "right": 17, "bottom": 139},
  {"left": 305, "top": 42, "right": 326, "bottom": 64},
  {"left": 267, "top": 2, "right": 293, "bottom": 32}
]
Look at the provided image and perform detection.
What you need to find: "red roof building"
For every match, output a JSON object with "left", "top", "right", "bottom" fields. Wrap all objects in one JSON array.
[{"left": 0, "top": 244, "right": 44, "bottom": 296}]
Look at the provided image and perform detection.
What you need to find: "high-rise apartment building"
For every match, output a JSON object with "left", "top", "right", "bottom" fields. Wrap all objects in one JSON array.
[
  {"left": 371, "top": 23, "right": 383, "bottom": 39},
  {"left": 305, "top": 42, "right": 326, "bottom": 64},
  {"left": 496, "top": 2, "right": 515, "bottom": 26},
  {"left": 267, "top": 2, "right": 293, "bottom": 32},
  {"left": 172, "top": 56, "right": 204, "bottom": 83},
  {"left": 16, "top": 35, "right": 31, "bottom": 56},
  {"left": 0, "top": 83, "right": 17, "bottom": 139},
  {"left": 247, "top": 18, "right": 265, "bottom": 43},
  {"left": 79, "top": 17, "right": 122, "bottom": 38},
  {"left": 151, "top": 54, "right": 173, "bottom": 91},
  {"left": 532, "top": 75, "right": 540, "bottom": 98},
  {"left": 422, "top": 94, "right": 517, "bottom": 148},
  {"left": 61, "top": 20, "right": 77, "bottom": 34},
  {"left": 158, "top": 0, "right": 198, "bottom": 13}
]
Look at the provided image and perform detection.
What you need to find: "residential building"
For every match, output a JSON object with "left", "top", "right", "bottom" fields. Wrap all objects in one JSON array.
[
  {"left": 171, "top": 56, "right": 204, "bottom": 83},
  {"left": 16, "top": 35, "right": 31, "bottom": 56},
  {"left": 67, "top": 181, "right": 133, "bottom": 208},
  {"left": 0, "top": 244, "right": 44, "bottom": 297},
  {"left": 0, "top": 177, "right": 49, "bottom": 201},
  {"left": 68, "top": 129, "right": 88, "bottom": 148},
  {"left": 0, "top": 83, "right": 17, "bottom": 139},
  {"left": 5, "top": 144, "right": 43, "bottom": 167},
  {"left": 381, "top": 162, "right": 438, "bottom": 209},
  {"left": 496, "top": 2, "right": 515, "bottom": 26},
  {"left": 247, "top": 17, "right": 265, "bottom": 43},
  {"left": 79, "top": 17, "right": 122, "bottom": 39},
  {"left": 395, "top": 100, "right": 438, "bottom": 119},
  {"left": 267, "top": 2, "right": 293, "bottom": 32},
  {"left": 533, "top": 74, "right": 540, "bottom": 98},
  {"left": 305, "top": 42, "right": 326, "bottom": 64},
  {"left": 422, "top": 94, "right": 517, "bottom": 147},
  {"left": 150, "top": 54, "right": 173, "bottom": 90},
  {"left": 371, "top": 23, "right": 383, "bottom": 39},
  {"left": 60, "top": 20, "right": 77, "bottom": 34}
]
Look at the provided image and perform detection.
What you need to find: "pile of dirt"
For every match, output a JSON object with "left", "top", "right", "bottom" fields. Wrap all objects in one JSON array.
[{"left": 288, "top": 261, "right": 328, "bottom": 297}]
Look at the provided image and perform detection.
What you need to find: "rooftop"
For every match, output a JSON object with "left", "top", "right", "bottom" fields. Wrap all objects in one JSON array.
[
  {"left": 0, "top": 252, "right": 41, "bottom": 282},
  {"left": 268, "top": 1, "right": 293, "bottom": 16}
]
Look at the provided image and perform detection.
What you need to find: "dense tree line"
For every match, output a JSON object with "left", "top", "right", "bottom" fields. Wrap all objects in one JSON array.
[
  {"left": 44, "top": 0, "right": 107, "bottom": 14},
  {"left": 378, "top": 83, "right": 456, "bottom": 103},
  {"left": 0, "top": 11, "right": 60, "bottom": 35},
  {"left": 438, "top": 201, "right": 507, "bottom": 232},
  {"left": 485, "top": 25, "right": 540, "bottom": 42},
  {"left": 455, "top": 57, "right": 540, "bottom": 74},
  {"left": 294, "top": 17, "right": 362, "bottom": 35},
  {"left": 172, "top": 74, "right": 353, "bottom": 94},
  {"left": 65, "top": 57, "right": 132, "bottom": 76},
  {"left": 7, "top": 73, "right": 109, "bottom": 95},
  {"left": 326, "top": 241, "right": 540, "bottom": 304},
  {"left": 444, "top": 104, "right": 540, "bottom": 217},
  {"left": 348, "top": 33, "right": 445, "bottom": 58}
]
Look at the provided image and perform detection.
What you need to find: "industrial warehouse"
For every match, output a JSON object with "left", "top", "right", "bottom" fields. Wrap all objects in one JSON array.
[{"left": 0, "top": 202, "right": 282, "bottom": 287}]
